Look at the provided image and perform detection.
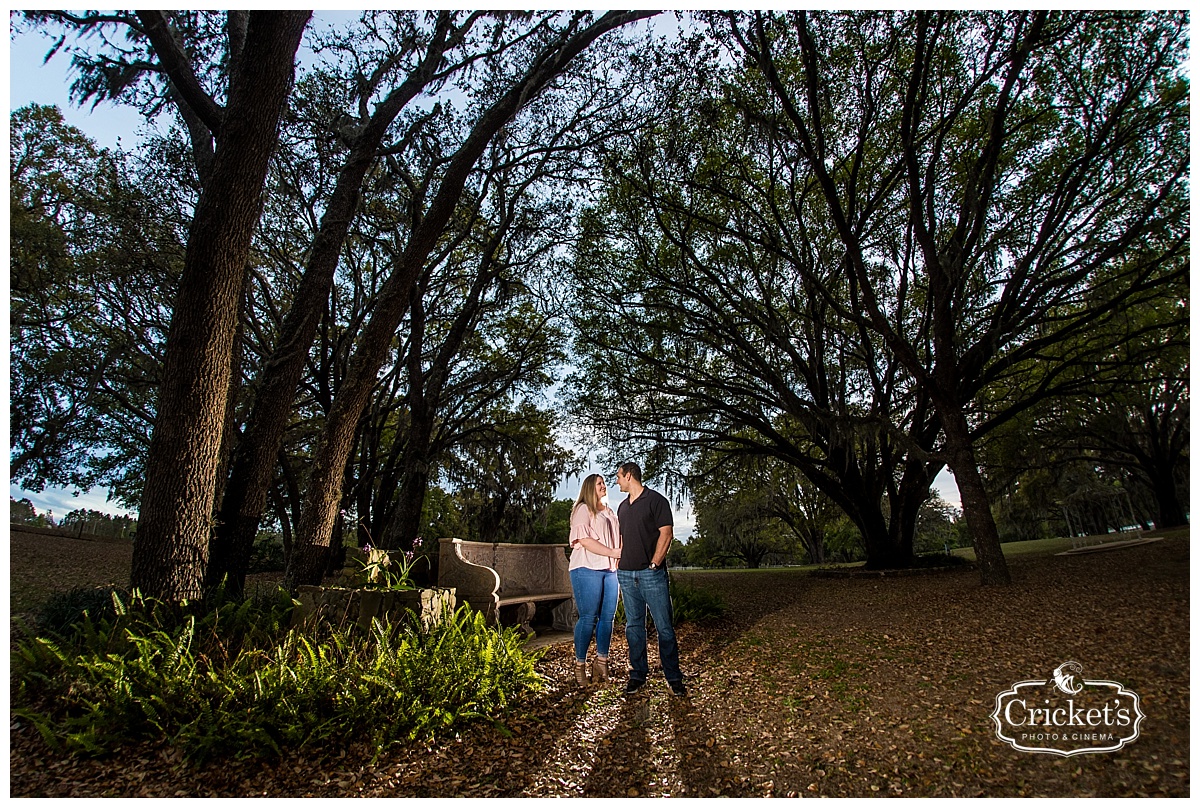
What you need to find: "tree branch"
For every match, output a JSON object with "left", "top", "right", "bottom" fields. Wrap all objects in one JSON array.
[{"left": 136, "top": 10, "right": 225, "bottom": 134}]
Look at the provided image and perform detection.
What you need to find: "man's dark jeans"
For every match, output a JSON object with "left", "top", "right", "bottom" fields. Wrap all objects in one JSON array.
[{"left": 617, "top": 566, "right": 682, "bottom": 683}]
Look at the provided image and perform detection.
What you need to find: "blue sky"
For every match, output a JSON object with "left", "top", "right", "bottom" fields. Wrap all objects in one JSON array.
[
  {"left": 10, "top": 25, "right": 146, "bottom": 148},
  {"left": 9, "top": 20, "right": 145, "bottom": 517},
  {"left": 5, "top": 13, "right": 962, "bottom": 531}
]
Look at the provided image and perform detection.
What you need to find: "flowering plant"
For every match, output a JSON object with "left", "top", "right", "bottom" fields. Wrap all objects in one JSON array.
[{"left": 356, "top": 537, "right": 425, "bottom": 591}]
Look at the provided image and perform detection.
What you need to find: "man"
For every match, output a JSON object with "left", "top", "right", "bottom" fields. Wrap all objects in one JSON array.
[{"left": 615, "top": 462, "right": 687, "bottom": 697}]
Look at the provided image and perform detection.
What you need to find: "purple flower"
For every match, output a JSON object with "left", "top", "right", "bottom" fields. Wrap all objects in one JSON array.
[
  {"left": 363, "top": 544, "right": 373, "bottom": 553},
  {"left": 413, "top": 536, "right": 424, "bottom": 548}
]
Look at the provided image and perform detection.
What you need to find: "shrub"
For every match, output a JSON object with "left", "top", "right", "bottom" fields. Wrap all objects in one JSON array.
[
  {"left": 13, "top": 590, "right": 543, "bottom": 761},
  {"left": 910, "top": 552, "right": 972, "bottom": 568},
  {"left": 248, "top": 535, "right": 287, "bottom": 573},
  {"left": 669, "top": 580, "right": 727, "bottom": 622},
  {"left": 29, "top": 585, "right": 121, "bottom": 638}
]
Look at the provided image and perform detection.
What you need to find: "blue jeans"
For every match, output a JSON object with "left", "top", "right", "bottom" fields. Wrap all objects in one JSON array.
[
  {"left": 570, "top": 567, "right": 619, "bottom": 662},
  {"left": 617, "top": 567, "right": 682, "bottom": 683}
]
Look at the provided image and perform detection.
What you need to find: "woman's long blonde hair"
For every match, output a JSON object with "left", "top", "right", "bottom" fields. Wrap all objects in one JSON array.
[{"left": 573, "top": 473, "right": 605, "bottom": 517}]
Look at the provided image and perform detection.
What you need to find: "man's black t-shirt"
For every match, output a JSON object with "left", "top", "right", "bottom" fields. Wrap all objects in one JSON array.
[{"left": 617, "top": 487, "right": 673, "bottom": 570}]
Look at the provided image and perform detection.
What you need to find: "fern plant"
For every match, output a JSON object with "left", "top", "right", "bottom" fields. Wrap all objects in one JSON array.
[{"left": 13, "top": 588, "right": 543, "bottom": 762}]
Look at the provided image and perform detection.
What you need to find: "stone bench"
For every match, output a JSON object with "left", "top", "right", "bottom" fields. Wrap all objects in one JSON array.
[{"left": 438, "top": 538, "right": 574, "bottom": 635}]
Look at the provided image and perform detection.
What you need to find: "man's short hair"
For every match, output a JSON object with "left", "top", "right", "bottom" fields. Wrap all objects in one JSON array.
[{"left": 619, "top": 462, "right": 642, "bottom": 483}]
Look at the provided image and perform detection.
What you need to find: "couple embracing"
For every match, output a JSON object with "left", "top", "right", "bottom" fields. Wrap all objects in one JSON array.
[{"left": 566, "top": 462, "right": 687, "bottom": 697}]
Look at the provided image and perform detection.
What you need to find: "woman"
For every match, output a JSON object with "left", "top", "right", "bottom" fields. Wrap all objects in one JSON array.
[{"left": 568, "top": 473, "right": 622, "bottom": 686}]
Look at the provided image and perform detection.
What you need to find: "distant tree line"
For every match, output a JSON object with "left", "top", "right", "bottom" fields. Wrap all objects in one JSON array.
[{"left": 10, "top": 497, "right": 137, "bottom": 538}]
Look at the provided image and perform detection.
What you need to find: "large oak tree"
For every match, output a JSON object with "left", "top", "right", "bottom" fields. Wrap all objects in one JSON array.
[
  {"left": 726, "top": 10, "right": 1188, "bottom": 583},
  {"left": 25, "top": 11, "right": 314, "bottom": 599}
]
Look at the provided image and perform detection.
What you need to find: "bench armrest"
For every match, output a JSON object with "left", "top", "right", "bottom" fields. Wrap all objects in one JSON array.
[
  {"left": 438, "top": 538, "right": 501, "bottom": 621},
  {"left": 551, "top": 544, "right": 571, "bottom": 593}
]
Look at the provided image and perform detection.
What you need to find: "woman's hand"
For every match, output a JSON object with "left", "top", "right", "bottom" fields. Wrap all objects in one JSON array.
[{"left": 609, "top": 547, "right": 622, "bottom": 559}]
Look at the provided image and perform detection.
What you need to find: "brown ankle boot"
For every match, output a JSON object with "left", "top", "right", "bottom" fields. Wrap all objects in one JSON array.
[
  {"left": 575, "top": 660, "right": 589, "bottom": 686},
  {"left": 592, "top": 657, "right": 609, "bottom": 684}
]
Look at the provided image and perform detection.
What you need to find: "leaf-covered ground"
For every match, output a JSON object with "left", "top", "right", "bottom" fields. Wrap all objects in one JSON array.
[{"left": 9, "top": 530, "right": 1189, "bottom": 797}]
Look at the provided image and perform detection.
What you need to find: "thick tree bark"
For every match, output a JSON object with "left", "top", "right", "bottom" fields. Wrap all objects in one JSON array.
[
  {"left": 131, "top": 12, "right": 311, "bottom": 601},
  {"left": 1149, "top": 468, "right": 1187, "bottom": 529},
  {"left": 857, "top": 506, "right": 907, "bottom": 570},
  {"left": 206, "top": 15, "right": 464, "bottom": 596},
  {"left": 940, "top": 408, "right": 1011, "bottom": 585},
  {"left": 285, "top": 11, "right": 658, "bottom": 589},
  {"left": 212, "top": 279, "right": 248, "bottom": 515},
  {"left": 204, "top": 147, "right": 377, "bottom": 593},
  {"left": 1143, "top": 401, "right": 1189, "bottom": 529}
]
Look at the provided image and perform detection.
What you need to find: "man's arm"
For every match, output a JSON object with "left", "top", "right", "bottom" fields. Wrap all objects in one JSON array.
[{"left": 652, "top": 525, "right": 673, "bottom": 566}]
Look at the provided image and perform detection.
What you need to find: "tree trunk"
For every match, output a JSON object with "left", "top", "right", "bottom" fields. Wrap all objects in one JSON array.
[
  {"left": 269, "top": 485, "right": 293, "bottom": 562},
  {"left": 385, "top": 458, "right": 433, "bottom": 551},
  {"left": 207, "top": 133, "right": 408, "bottom": 593},
  {"left": 285, "top": 285, "right": 420, "bottom": 587},
  {"left": 940, "top": 409, "right": 1011, "bottom": 585},
  {"left": 212, "top": 283, "right": 247, "bottom": 517},
  {"left": 802, "top": 528, "right": 826, "bottom": 565},
  {"left": 379, "top": 375, "right": 437, "bottom": 551},
  {"left": 892, "top": 458, "right": 940, "bottom": 559},
  {"left": 858, "top": 506, "right": 908, "bottom": 569},
  {"left": 131, "top": 12, "right": 310, "bottom": 601},
  {"left": 1149, "top": 468, "right": 1187, "bottom": 529},
  {"left": 827, "top": 444, "right": 923, "bottom": 570}
]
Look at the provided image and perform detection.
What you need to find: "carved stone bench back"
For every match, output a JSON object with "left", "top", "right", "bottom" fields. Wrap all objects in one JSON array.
[{"left": 457, "top": 541, "right": 570, "bottom": 597}]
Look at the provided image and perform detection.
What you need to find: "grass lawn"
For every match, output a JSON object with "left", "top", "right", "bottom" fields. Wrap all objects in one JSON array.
[
  {"left": 680, "top": 529, "right": 1189, "bottom": 571},
  {"left": 953, "top": 526, "right": 1191, "bottom": 562}
]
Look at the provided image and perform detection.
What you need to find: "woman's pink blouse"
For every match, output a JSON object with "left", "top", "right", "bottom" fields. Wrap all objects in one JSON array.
[{"left": 568, "top": 503, "right": 621, "bottom": 571}]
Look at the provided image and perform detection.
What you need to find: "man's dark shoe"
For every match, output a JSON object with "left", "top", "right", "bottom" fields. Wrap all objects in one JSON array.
[
  {"left": 624, "top": 678, "right": 647, "bottom": 695},
  {"left": 668, "top": 679, "right": 688, "bottom": 697}
]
